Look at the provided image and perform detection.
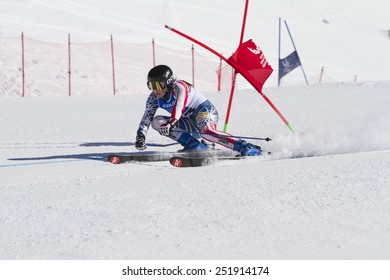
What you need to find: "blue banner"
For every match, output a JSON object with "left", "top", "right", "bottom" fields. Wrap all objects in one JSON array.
[{"left": 278, "top": 51, "right": 301, "bottom": 80}]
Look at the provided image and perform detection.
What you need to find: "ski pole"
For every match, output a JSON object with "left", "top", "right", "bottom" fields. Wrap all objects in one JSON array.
[{"left": 172, "top": 129, "right": 271, "bottom": 142}]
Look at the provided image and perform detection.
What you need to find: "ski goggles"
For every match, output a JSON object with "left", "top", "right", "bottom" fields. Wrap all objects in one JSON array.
[{"left": 147, "top": 80, "right": 166, "bottom": 91}]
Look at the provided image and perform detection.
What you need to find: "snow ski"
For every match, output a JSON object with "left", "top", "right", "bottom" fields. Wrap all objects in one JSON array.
[{"left": 169, "top": 150, "right": 271, "bottom": 167}]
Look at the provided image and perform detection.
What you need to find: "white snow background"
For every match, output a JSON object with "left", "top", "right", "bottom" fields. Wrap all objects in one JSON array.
[{"left": 1, "top": 0, "right": 390, "bottom": 261}]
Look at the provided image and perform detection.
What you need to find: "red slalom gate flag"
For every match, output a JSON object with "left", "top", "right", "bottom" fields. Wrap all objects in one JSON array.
[
  {"left": 227, "top": 39, "right": 295, "bottom": 132},
  {"left": 227, "top": 39, "right": 273, "bottom": 92}
]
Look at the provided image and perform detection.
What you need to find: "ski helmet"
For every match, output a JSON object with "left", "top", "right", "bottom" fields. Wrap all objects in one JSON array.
[{"left": 147, "top": 65, "right": 176, "bottom": 91}]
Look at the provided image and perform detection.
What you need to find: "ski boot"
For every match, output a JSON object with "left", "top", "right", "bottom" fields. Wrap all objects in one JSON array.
[{"left": 233, "top": 140, "right": 262, "bottom": 156}]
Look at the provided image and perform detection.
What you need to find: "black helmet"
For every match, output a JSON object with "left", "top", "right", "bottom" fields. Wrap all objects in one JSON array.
[{"left": 147, "top": 65, "right": 176, "bottom": 91}]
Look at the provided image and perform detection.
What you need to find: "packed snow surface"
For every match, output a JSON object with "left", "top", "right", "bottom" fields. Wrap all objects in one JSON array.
[
  {"left": 1, "top": 82, "right": 389, "bottom": 259},
  {"left": 1, "top": 0, "right": 390, "bottom": 259}
]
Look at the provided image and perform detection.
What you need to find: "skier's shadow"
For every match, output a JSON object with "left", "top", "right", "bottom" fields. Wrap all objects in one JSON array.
[{"left": 8, "top": 141, "right": 178, "bottom": 162}]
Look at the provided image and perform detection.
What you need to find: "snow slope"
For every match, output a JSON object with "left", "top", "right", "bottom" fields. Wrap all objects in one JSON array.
[
  {"left": 1, "top": 82, "right": 390, "bottom": 259},
  {"left": 1, "top": 0, "right": 390, "bottom": 261}
]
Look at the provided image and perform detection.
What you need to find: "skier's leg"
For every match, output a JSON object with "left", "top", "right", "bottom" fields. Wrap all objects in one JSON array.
[
  {"left": 193, "top": 102, "right": 262, "bottom": 155},
  {"left": 151, "top": 115, "right": 207, "bottom": 150}
]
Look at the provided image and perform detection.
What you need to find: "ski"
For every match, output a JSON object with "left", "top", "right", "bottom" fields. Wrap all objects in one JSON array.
[
  {"left": 108, "top": 149, "right": 237, "bottom": 165},
  {"left": 108, "top": 151, "right": 180, "bottom": 164},
  {"left": 109, "top": 150, "right": 269, "bottom": 166},
  {"left": 169, "top": 151, "right": 271, "bottom": 168},
  {"left": 170, "top": 154, "right": 241, "bottom": 167}
]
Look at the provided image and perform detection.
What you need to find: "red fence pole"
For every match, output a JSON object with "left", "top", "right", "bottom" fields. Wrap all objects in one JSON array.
[
  {"left": 319, "top": 66, "right": 324, "bottom": 84},
  {"left": 68, "top": 33, "right": 71, "bottom": 97},
  {"left": 191, "top": 44, "right": 195, "bottom": 86},
  {"left": 21, "top": 32, "right": 25, "bottom": 97},
  {"left": 110, "top": 34, "right": 116, "bottom": 96},
  {"left": 217, "top": 57, "right": 222, "bottom": 92},
  {"left": 152, "top": 38, "right": 156, "bottom": 66}
]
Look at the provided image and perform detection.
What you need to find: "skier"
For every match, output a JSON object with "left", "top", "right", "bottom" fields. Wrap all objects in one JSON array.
[{"left": 135, "top": 64, "right": 262, "bottom": 156}]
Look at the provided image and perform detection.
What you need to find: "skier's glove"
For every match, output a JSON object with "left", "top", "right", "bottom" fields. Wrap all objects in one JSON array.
[
  {"left": 135, "top": 134, "right": 146, "bottom": 150},
  {"left": 158, "top": 119, "right": 177, "bottom": 136}
]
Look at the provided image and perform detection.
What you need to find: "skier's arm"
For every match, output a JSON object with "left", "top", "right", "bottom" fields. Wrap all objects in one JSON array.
[{"left": 135, "top": 93, "right": 158, "bottom": 149}]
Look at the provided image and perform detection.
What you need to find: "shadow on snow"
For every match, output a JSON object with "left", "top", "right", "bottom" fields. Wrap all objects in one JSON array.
[{"left": 6, "top": 141, "right": 178, "bottom": 163}]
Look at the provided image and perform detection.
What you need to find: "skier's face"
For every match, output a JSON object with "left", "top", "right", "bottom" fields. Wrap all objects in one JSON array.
[{"left": 154, "top": 89, "right": 167, "bottom": 98}]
